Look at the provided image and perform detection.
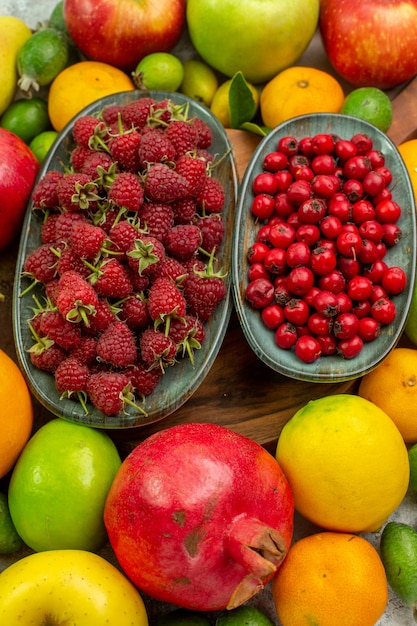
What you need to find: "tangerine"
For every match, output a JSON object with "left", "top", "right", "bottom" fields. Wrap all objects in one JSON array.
[
  {"left": 271, "top": 531, "right": 388, "bottom": 626},
  {"left": 48, "top": 61, "right": 135, "bottom": 132},
  {"left": 260, "top": 66, "right": 345, "bottom": 129},
  {"left": 276, "top": 393, "right": 409, "bottom": 533},
  {"left": 0, "top": 349, "right": 33, "bottom": 478},
  {"left": 358, "top": 347, "right": 417, "bottom": 444},
  {"left": 398, "top": 139, "right": 417, "bottom": 202}
]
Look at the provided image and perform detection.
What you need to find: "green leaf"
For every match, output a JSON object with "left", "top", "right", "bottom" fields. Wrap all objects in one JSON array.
[
  {"left": 240, "top": 122, "right": 269, "bottom": 137},
  {"left": 228, "top": 71, "right": 258, "bottom": 129}
]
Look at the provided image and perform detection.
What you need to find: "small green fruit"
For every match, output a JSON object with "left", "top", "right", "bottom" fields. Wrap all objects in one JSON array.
[
  {"left": 380, "top": 521, "right": 417, "bottom": 616},
  {"left": 0, "top": 492, "right": 23, "bottom": 554},
  {"left": 155, "top": 608, "right": 211, "bottom": 625}
]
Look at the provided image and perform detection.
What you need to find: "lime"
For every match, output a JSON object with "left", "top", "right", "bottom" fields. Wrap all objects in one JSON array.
[
  {"left": 180, "top": 59, "right": 219, "bottom": 107},
  {"left": 340, "top": 87, "right": 393, "bottom": 132},
  {"left": 0, "top": 492, "right": 23, "bottom": 554},
  {"left": 408, "top": 444, "right": 417, "bottom": 492},
  {"left": 29, "top": 130, "right": 58, "bottom": 162},
  {"left": 132, "top": 52, "right": 184, "bottom": 92},
  {"left": 405, "top": 276, "right": 417, "bottom": 346},
  {"left": 216, "top": 606, "right": 274, "bottom": 626},
  {"left": 0, "top": 97, "right": 51, "bottom": 144},
  {"left": 155, "top": 609, "right": 211, "bottom": 626},
  {"left": 380, "top": 521, "right": 417, "bottom": 609},
  {"left": 17, "top": 27, "right": 69, "bottom": 94}
]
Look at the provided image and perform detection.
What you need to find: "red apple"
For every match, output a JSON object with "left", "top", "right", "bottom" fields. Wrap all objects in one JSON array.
[
  {"left": 319, "top": 0, "right": 417, "bottom": 89},
  {"left": 63, "top": 0, "right": 186, "bottom": 71},
  {"left": 0, "top": 128, "right": 39, "bottom": 253}
]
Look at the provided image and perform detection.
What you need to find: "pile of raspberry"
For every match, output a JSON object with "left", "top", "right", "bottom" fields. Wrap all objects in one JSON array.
[{"left": 22, "top": 96, "right": 228, "bottom": 417}]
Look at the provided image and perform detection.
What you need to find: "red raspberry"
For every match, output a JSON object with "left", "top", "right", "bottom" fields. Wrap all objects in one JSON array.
[
  {"left": 137, "top": 202, "right": 174, "bottom": 241},
  {"left": 54, "top": 356, "right": 90, "bottom": 395},
  {"left": 164, "top": 224, "right": 202, "bottom": 261},
  {"left": 41, "top": 214, "right": 59, "bottom": 244},
  {"left": 23, "top": 243, "right": 59, "bottom": 285},
  {"left": 29, "top": 343, "right": 67, "bottom": 373},
  {"left": 126, "top": 234, "right": 166, "bottom": 276},
  {"left": 183, "top": 254, "right": 227, "bottom": 321},
  {"left": 191, "top": 116, "right": 213, "bottom": 149},
  {"left": 56, "top": 246, "right": 90, "bottom": 278},
  {"left": 144, "top": 162, "right": 190, "bottom": 203},
  {"left": 120, "top": 294, "right": 151, "bottom": 330},
  {"left": 102, "top": 103, "right": 124, "bottom": 125},
  {"left": 165, "top": 119, "right": 199, "bottom": 157},
  {"left": 86, "top": 371, "right": 137, "bottom": 416},
  {"left": 197, "top": 176, "right": 225, "bottom": 213},
  {"left": 120, "top": 97, "right": 155, "bottom": 129},
  {"left": 56, "top": 270, "right": 99, "bottom": 324},
  {"left": 31, "top": 170, "right": 63, "bottom": 209},
  {"left": 123, "top": 361, "right": 163, "bottom": 397},
  {"left": 168, "top": 314, "right": 206, "bottom": 365},
  {"left": 171, "top": 198, "right": 197, "bottom": 224},
  {"left": 138, "top": 127, "right": 176, "bottom": 166},
  {"left": 81, "top": 151, "right": 116, "bottom": 180},
  {"left": 68, "top": 335, "right": 98, "bottom": 366},
  {"left": 109, "top": 220, "right": 140, "bottom": 256},
  {"left": 85, "top": 297, "right": 117, "bottom": 333},
  {"left": 72, "top": 115, "right": 106, "bottom": 148},
  {"left": 38, "top": 309, "right": 81, "bottom": 350},
  {"left": 70, "top": 221, "right": 108, "bottom": 260},
  {"left": 196, "top": 213, "right": 225, "bottom": 253},
  {"left": 70, "top": 146, "right": 94, "bottom": 171},
  {"left": 91, "top": 258, "right": 133, "bottom": 299},
  {"left": 56, "top": 172, "right": 99, "bottom": 212},
  {"left": 108, "top": 131, "right": 142, "bottom": 172},
  {"left": 151, "top": 255, "right": 188, "bottom": 283},
  {"left": 108, "top": 172, "right": 144, "bottom": 212},
  {"left": 147, "top": 276, "right": 187, "bottom": 331},
  {"left": 54, "top": 212, "right": 88, "bottom": 242},
  {"left": 139, "top": 327, "right": 177, "bottom": 371},
  {"left": 175, "top": 154, "right": 208, "bottom": 196},
  {"left": 96, "top": 320, "right": 137, "bottom": 367}
]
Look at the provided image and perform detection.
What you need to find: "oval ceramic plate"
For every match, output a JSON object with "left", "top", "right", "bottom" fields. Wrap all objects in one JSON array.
[
  {"left": 13, "top": 90, "right": 237, "bottom": 428},
  {"left": 232, "top": 113, "right": 417, "bottom": 382}
]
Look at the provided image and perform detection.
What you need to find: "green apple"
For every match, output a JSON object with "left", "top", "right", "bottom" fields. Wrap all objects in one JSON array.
[
  {"left": 186, "top": 0, "right": 320, "bottom": 84},
  {"left": 8, "top": 419, "right": 121, "bottom": 552},
  {"left": 0, "top": 549, "right": 149, "bottom": 625}
]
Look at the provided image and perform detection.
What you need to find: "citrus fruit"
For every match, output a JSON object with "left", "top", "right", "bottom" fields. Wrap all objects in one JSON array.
[
  {"left": 275, "top": 393, "right": 409, "bottom": 533},
  {"left": 180, "top": 59, "right": 219, "bottom": 107},
  {"left": 260, "top": 66, "right": 345, "bottom": 129},
  {"left": 405, "top": 276, "right": 417, "bottom": 346},
  {"left": 133, "top": 52, "right": 184, "bottom": 92},
  {"left": 398, "top": 139, "right": 417, "bottom": 204},
  {"left": 155, "top": 609, "right": 211, "bottom": 625},
  {"left": 408, "top": 444, "right": 417, "bottom": 491},
  {"left": 358, "top": 347, "right": 417, "bottom": 443},
  {"left": 0, "top": 349, "right": 33, "bottom": 479},
  {"left": 0, "top": 15, "right": 32, "bottom": 116},
  {"left": 271, "top": 531, "right": 388, "bottom": 626},
  {"left": 380, "top": 521, "right": 417, "bottom": 611},
  {"left": 0, "top": 492, "right": 23, "bottom": 554},
  {"left": 211, "top": 77, "right": 259, "bottom": 128},
  {"left": 0, "top": 97, "right": 51, "bottom": 144},
  {"left": 29, "top": 130, "right": 59, "bottom": 162},
  {"left": 216, "top": 605, "right": 274, "bottom": 626},
  {"left": 17, "top": 27, "right": 69, "bottom": 94},
  {"left": 48, "top": 61, "right": 135, "bottom": 131},
  {"left": 340, "top": 86, "right": 393, "bottom": 132}
]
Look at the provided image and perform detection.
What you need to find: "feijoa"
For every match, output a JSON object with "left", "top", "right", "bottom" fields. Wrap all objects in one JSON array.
[
  {"left": 380, "top": 521, "right": 417, "bottom": 616},
  {"left": 17, "top": 27, "right": 69, "bottom": 94}
]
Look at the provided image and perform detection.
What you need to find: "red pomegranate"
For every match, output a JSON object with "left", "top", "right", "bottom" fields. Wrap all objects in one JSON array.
[
  {"left": 104, "top": 422, "right": 294, "bottom": 611},
  {"left": 0, "top": 128, "right": 39, "bottom": 252}
]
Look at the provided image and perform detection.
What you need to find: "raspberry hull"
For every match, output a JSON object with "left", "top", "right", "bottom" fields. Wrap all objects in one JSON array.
[{"left": 20, "top": 96, "right": 231, "bottom": 418}]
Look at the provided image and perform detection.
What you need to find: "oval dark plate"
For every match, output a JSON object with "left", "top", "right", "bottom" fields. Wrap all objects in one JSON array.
[
  {"left": 13, "top": 90, "right": 238, "bottom": 428},
  {"left": 232, "top": 113, "right": 417, "bottom": 382}
]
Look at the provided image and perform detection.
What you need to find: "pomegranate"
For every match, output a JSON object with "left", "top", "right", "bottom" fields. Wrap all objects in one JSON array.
[
  {"left": 0, "top": 128, "right": 39, "bottom": 252},
  {"left": 104, "top": 423, "right": 294, "bottom": 611}
]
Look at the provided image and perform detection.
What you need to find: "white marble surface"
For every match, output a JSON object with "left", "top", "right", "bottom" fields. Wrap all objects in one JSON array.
[{"left": 2, "top": 0, "right": 417, "bottom": 623}]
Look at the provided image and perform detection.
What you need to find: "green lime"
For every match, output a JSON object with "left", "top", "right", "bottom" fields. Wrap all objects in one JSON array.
[
  {"left": 408, "top": 444, "right": 417, "bottom": 491},
  {"left": 180, "top": 59, "right": 219, "bottom": 107},
  {"left": 17, "top": 27, "right": 69, "bottom": 94},
  {"left": 405, "top": 277, "right": 417, "bottom": 346},
  {"left": 0, "top": 97, "right": 51, "bottom": 144},
  {"left": 29, "top": 130, "right": 59, "bottom": 162},
  {"left": 215, "top": 606, "right": 274, "bottom": 626},
  {"left": 0, "top": 492, "right": 23, "bottom": 554},
  {"left": 380, "top": 521, "right": 417, "bottom": 610},
  {"left": 340, "top": 87, "right": 393, "bottom": 132},
  {"left": 155, "top": 608, "right": 211, "bottom": 626},
  {"left": 132, "top": 52, "right": 184, "bottom": 92}
]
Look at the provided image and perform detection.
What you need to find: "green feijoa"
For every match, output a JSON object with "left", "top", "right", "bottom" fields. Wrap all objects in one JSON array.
[
  {"left": 0, "top": 492, "right": 24, "bottom": 554},
  {"left": 17, "top": 27, "right": 69, "bottom": 94},
  {"left": 380, "top": 521, "right": 417, "bottom": 611}
]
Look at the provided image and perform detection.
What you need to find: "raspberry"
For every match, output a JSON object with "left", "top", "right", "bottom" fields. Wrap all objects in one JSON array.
[
  {"left": 85, "top": 297, "right": 117, "bottom": 333},
  {"left": 23, "top": 243, "right": 59, "bottom": 285},
  {"left": 31, "top": 170, "right": 63, "bottom": 209},
  {"left": 70, "top": 146, "right": 93, "bottom": 171},
  {"left": 81, "top": 151, "right": 116, "bottom": 180},
  {"left": 56, "top": 172, "right": 99, "bottom": 212},
  {"left": 101, "top": 103, "right": 124, "bottom": 125},
  {"left": 196, "top": 214, "right": 225, "bottom": 253},
  {"left": 70, "top": 221, "right": 108, "bottom": 260},
  {"left": 165, "top": 119, "right": 199, "bottom": 157},
  {"left": 55, "top": 246, "right": 90, "bottom": 278},
  {"left": 68, "top": 335, "right": 97, "bottom": 366},
  {"left": 144, "top": 162, "right": 190, "bottom": 203},
  {"left": 56, "top": 270, "right": 99, "bottom": 325},
  {"left": 96, "top": 320, "right": 137, "bottom": 367},
  {"left": 41, "top": 214, "right": 59, "bottom": 244},
  {"left": 171, "top": 198, "right": 197, "bottom": 224},
  {"left": 90, "top": 257, "right": 133, "bottom": 299},
  {"left": 29, "top": 343, "right": 67, "bottom": 373},
  {"left": 151, "top": 255, "right": 188, "bottom": 283},
  {"left": 54, "top": 212, "right": 88, "bottom": 242},
  {"left": 108, "top": 220, "right": 140, "bottom": 256},
  {"left": 168, "top": 314, "right": 206, "bottom": 364},
  {"left": 123, "top": 361, "right": 162, "bottom": 396},
  {"left": 175, "top": 154, "right": 208, "bottom": 197},
  {"left": 126, "top": 234, "right": 166, "bottom": 276},
  {"left": 86, "top": 371, "right": 137, "bottom": 416},
  {"left": 120, "top": 293, "right": 151, "bottom": 330},
  {"left": 72, "top": 115, "right": 105, "bottom": 149},
  {"left": 54, "top": 356, "right": 90, "bottom": 394},
  {"left": 138, "top": 127, "right": 176, "bottom": 166},
  {"left": 183, "top": 253, "right": 227, "bottom": 321},
  {"left": 191, "top": 116, "right": 213, "bottom": 149},
  {"left": 137, "top": 202, "right": 174, "bottom": 241},
  {"left": 108, "top": 130, "right": 142, "bottom": 172},
  {"left": 39, "top": 309, "right": 81, "bottom": 350},
  {"left": 164, "top": 224, "right": 202, "bottom": 261},
  {"left": 108, "top": 172, "right": 144, "bottom": 212},
  {"left": 120, "top": 97, "right": 154, "bottom": 129},
  {"left": 147, "top": 276, "right": 187, "bottom": 331},
  {"left": 139, "top": 327, "right": 177, "bottom": 371},
  {"left": 197, "top": 176, "right": 225, "bottom": 213}
]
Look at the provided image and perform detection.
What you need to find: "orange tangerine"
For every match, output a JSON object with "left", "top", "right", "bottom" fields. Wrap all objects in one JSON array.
[
  {"left": 260, "top": 66, "right": 345, "bottom": 129},
  {"left": 271, "top": 532, "right": 388, "bottom": 626},
  {"left": 0, "top": 349, "right": 33, "bottom": 478},
  {"left": 358, "top": 347, "right": 417, "bottom": 444},
  {"left": 398, "top": 138, "right": 417, "bottom": 202},
  {"left": 48, "top": 60, "right": 135, "bottom": 131}
]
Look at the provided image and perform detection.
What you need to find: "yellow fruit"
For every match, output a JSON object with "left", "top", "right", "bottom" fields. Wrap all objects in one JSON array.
[
  {"left": 398, "top": 139, "right": 417, "bottom": 202},
  {"left": 358, "top": 347, "right": 417, "bottom": 443},
  {"left": 48, "top": 60, "right": 135, "bottom": 131},
  {"left": 180, "top": 59, "right": 219, "bottom": 107},
  {"left": 210, "top": 78, "right": 259, "bottom": 128},
  {"left": 0, "top": 349, "right": 33, "bottom": 478},
  {"left": 0, "top": 16, "right": 32, "bottom": 116},
  {"left": 260, "top": 66, "right": 345, "bottom": 129},
  {"left": 276, "top": 393, "right": 409, "bottom": 533},
  {"left": 271, "top": 532, "right": 388, "bottom": 626}
]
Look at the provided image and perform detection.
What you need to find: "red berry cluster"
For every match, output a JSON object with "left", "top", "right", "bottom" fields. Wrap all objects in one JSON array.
[
  {"left": 22, "top": 96, "right": 228, "bottom": 416},
  {"left": 245, "top": 131, "right": 407, "bottom": 364}
]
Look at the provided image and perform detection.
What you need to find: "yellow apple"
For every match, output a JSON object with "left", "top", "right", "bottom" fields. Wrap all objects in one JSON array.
[{"left": 0, "top": 549, "right": 149, "bottom": 625}]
